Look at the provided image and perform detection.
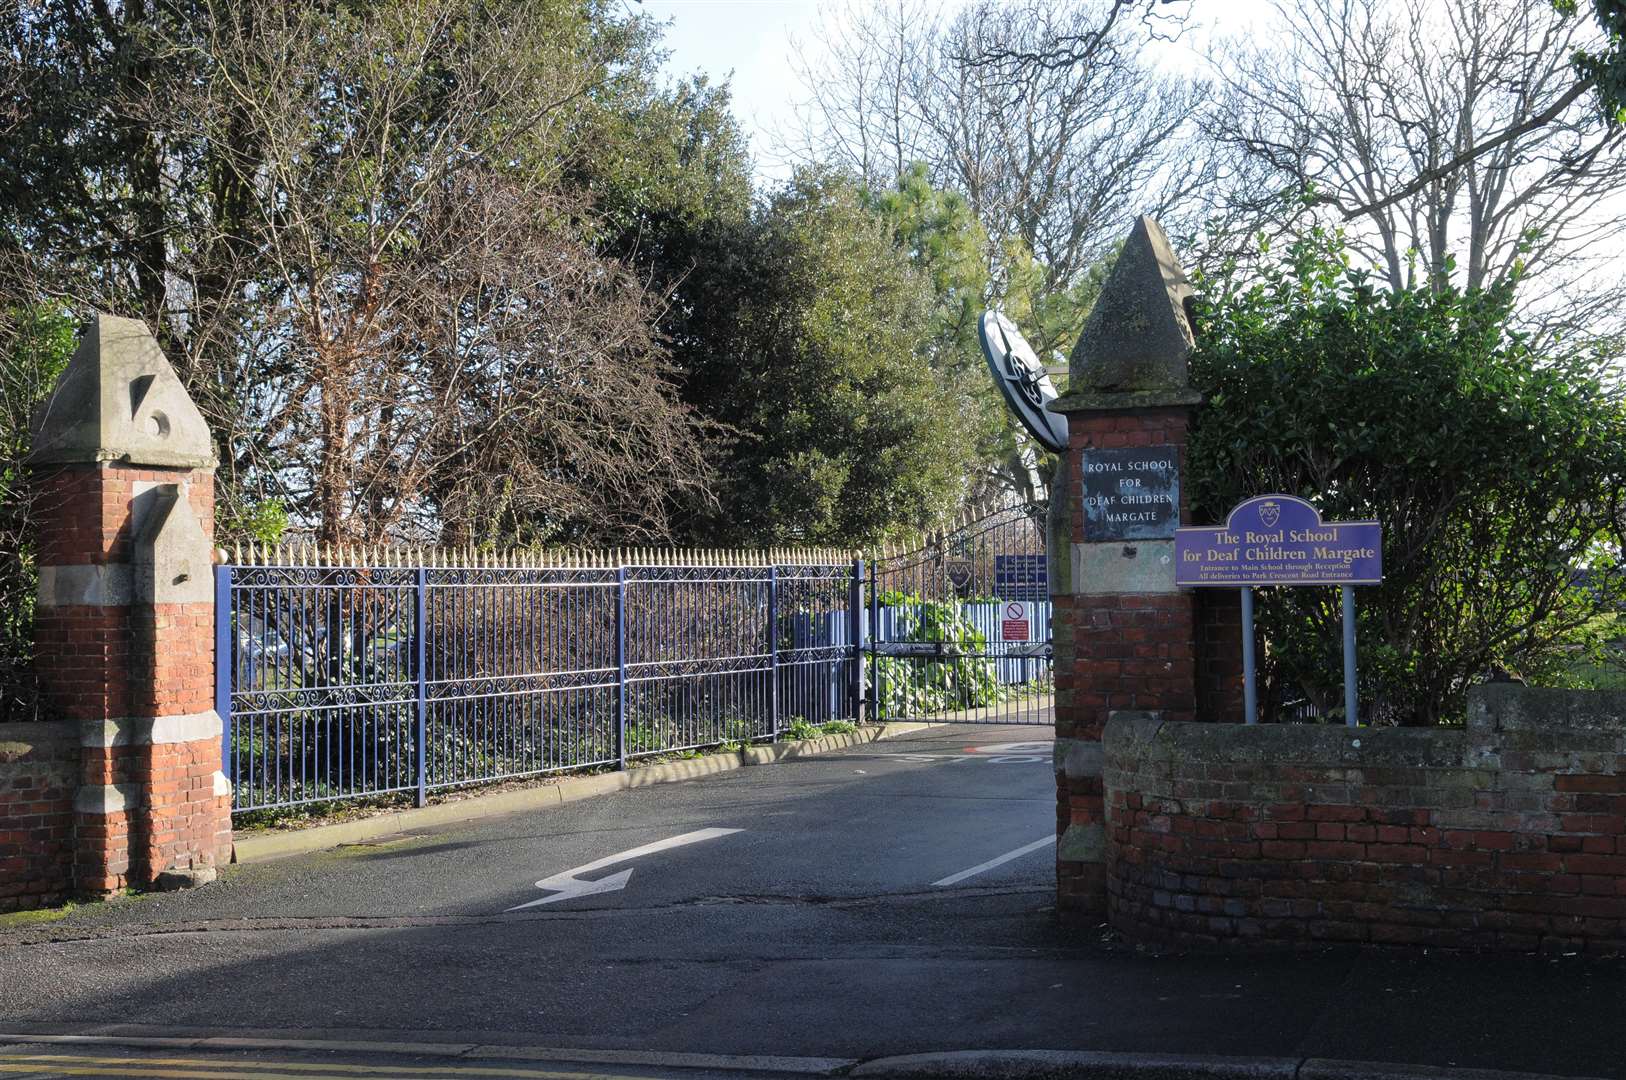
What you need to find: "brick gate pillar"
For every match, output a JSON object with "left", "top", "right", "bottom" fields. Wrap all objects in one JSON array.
[
  {"left": 1046, "top": 218, "right": 1239, "bottom": 917},
  {"left": 29, "top": 314, "right": 230, "bottom": 897}
]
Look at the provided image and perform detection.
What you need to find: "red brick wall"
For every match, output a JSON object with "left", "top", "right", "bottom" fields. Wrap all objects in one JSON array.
[
  {"left": 1057, "top": 407, "right": 1206, "bottom": 742},
  {"left": 1196, "top": 591, "right": 1244, "bottom": 726},
  {"left": 139, "top": 738, "right": 231, "bottom": 879},
  {"left": 1055, "top": 405, "right": 1244, "bottom": 916},
  {"left": 32, "top": 464, "right": 213, "bottom": 566},
  {"left": 1104, "top": 686, "right": 1626, "bottom": 954},
  {"left": 0, "top": 722, "right": 79, "bottom": 912},
  {"left": 131, "top": 605, "right": 216, "bottom": 717},
  {"left": 33, "top": 607, "right": 131, "bottom": 722},
  {"left": 14, "top": 460, "right": 229, "bottom": 904}
]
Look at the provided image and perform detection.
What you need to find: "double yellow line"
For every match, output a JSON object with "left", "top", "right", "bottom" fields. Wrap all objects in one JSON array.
[{"left": 0, "top": 1052, "right": 643, "bottom": 1080}]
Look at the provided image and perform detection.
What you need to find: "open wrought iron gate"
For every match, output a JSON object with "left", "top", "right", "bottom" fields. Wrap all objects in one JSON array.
[{"left": 868, "top": 506, "right": 1053, "bottom": 724}]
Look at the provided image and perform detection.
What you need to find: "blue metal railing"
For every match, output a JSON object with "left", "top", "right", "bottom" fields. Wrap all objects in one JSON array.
[
  {"left": 217, "top": 550, "right": 865, "bottom": 813},
  {"left": 216, "top": 538, "right": 1057, "bottom": 814}
]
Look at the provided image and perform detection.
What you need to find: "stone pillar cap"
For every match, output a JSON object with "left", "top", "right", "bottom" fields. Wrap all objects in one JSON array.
[
  {"left": 1049, "top": 216, "right": 1200, "bottom": 415},
  {"left": 29, "top": 313, "right": 217, "bottom": 469}
]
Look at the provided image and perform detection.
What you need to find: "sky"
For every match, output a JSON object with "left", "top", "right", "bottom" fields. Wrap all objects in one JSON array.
[
  {"left": 637, "top": 0, "right": 1276, "bottom": 180},
  {"left": 639, "top": 0, "right": 829, "bottom": 176},
  {"left": 635, "top": 0, "right": 1624, "bottom": 318}
]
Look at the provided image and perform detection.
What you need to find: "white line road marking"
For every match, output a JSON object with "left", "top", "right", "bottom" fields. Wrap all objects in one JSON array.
[
  {"left": 506, "top": 827, "right": 743, "bottom": 911},
  {"left": 967, "top": 741, "right": 1049, "bottom": 755},
  {"left": 932, "top": 835, "right": 1055, "bottom": 887},
  {"left": 894, "top": 754, "right": 1045, "bottom": 763}
]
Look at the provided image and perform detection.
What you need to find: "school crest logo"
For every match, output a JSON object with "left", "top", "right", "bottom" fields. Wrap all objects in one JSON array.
[{"left": 1259, "top": 500, "right": 1280, "bottom": 528}]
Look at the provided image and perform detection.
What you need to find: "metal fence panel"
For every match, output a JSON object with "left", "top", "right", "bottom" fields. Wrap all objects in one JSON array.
[{"left": 219, "top": 552, "right": 862, "bottom": 814}]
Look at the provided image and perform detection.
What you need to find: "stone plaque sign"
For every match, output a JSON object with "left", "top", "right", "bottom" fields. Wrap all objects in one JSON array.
[
  {"left": 1081, "top": 444, "right": 1179, "bottom": 541},
  {"left": 1175, "top": 494, "right": 1382, "bottom": 587}
]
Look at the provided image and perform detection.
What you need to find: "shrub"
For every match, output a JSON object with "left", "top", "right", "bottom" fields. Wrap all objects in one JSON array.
[{"left": 1189, "top": 231, "right": 1626, "bottom": 725}]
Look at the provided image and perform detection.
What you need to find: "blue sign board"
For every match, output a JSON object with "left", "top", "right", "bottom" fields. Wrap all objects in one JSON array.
[
  {"left": 1174, "top": 495, "right": 1381, "bottom": 587},
  {"left": 994, "top": 554, "right": 1048, "bottom": 603}
]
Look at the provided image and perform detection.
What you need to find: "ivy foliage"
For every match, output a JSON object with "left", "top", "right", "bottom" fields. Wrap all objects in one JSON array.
[
  {"left": 1188, "top": 230, "right": 1626, "bottom": 725},
  {"left": 0, "top": 305, "right": 75, "bottom": 720},
  {"left": 871, "top": 590, "right": 1000, "bottom": 718},
  {"left": 1558, "top": 0, "right": 1626, "bottom": 122}
]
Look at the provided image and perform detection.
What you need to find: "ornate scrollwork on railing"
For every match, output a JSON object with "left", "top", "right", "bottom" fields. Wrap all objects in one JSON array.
[
  {"left": 625, "top": 654, "right": 773, "bottom": 681},
  {"left": 625, "top": 564, "right": 779, "bottom": 585},
  {"left": 232, "top": 682, "right": 417, "bottom": 715},
  {"left": 777, "top": 645, "right": 851, "bottom": 664},
  {"left": 876, "top": 505, "right": 1044, "bottom": 576},
  {"left": 232, "top": 565, "right": 418, "bottom": 589},
  {"left": 425, "top": 668, "right": 617, "bottom": 701}
]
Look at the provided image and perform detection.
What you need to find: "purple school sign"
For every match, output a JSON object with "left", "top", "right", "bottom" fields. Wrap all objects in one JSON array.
[{"left": 1175, "top": 495, "right": 1382, "bottom": 587}]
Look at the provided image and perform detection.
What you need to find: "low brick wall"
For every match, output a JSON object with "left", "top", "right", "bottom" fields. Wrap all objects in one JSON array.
[
  {"left": 0, "top": 721, "right": 79, "bottom": 912},
  {"left": 1103, "top": 684, "right": 1626, "bottom": 954}
]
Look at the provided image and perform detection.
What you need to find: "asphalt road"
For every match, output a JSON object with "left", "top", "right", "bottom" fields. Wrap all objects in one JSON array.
[{"left": 2, "top": 723, "right": 1625, "bottom": 1079}]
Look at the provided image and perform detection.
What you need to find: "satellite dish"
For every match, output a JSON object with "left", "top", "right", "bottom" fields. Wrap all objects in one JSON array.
[{"left": 977, "top": 311, "right": 1068, "bottom": 454}]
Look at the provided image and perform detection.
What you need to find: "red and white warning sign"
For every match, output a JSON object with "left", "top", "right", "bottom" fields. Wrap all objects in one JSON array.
[{"left": 1000, "top": 601, "right": 1030, "bottom": 642}]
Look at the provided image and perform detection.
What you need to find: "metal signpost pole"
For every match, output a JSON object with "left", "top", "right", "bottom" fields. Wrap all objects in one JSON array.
[
  {"left": 1342, "top": 584, "right": 1358, "bottom": 727},
  {"left": 768, "top": 565, "right": 780, "bottom": 739},
  {"left": 849, "top": 557, "right": 864, "bottom": 722},
  {"left": 1240, "top": 586, "right": 1257, "bottom": 726},
  {"left": 615, "top": 566, "right": 628, "bottom": 769},
  {"left": 414, "top": 567, "right": 429, "bottom": 806}
]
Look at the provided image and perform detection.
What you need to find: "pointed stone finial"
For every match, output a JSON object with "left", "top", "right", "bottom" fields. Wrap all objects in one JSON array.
[
  {"left": 1052, "top": 216, "right": 1201, "bottom": 412},
  {"left": 30, "top": 313, "right": 217, "bottom": 468}
]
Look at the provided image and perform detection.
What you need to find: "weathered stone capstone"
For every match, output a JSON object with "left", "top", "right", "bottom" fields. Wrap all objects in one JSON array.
[
  {"left": 29, "top": 313, "right": 216, "bottom": 469},
  {"left": 1049, "top": 216, "right": 1200, "bottom": 413}
]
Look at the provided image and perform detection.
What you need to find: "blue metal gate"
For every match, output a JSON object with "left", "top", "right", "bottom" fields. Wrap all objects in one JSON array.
[{"left": 868, "top": 507, "right": 1054, "bottom": 725}]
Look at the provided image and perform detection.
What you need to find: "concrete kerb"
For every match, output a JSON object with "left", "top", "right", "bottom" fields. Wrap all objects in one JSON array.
[
  {"left": 231, "top": 722, "right": 940, "bottom": 864},
  {"left": 852, "top": 1051, "right": 1300, "bottom": 1080},
  {"left": 0, "top": 1035, "right": 1611, "bottom": 1080},
  {"left": 850, "top": 1052, "right": 1612, "bottom": 1080}
]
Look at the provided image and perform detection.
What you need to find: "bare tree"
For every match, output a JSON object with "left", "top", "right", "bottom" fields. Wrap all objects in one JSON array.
[
  {"left": 1204, "top": 0, "right": 1626, "bottom": 336},
  {"left": 177, "top": 0, "right": 715, "bottom": 545},
  {"left": 781, "top": 0, "right": 1209, "bottom": 354},
  {"left": 779, "top": 0, "right": 1210, "bottom": 513}
]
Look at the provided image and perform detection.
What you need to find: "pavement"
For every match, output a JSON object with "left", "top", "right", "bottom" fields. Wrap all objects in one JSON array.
[{"left": 1, "top": 723, "right": 1623, "bottom": 1080}]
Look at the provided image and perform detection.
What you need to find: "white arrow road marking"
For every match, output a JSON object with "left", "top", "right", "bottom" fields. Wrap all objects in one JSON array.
[
  {"left": 506, "top": 827, "right": 743, "bottom": 911},
  {"left": 967, "top": 741, "right": 1049, "bottom": 755},
  {"left": 932, "top": 835, "right": 1055, "bottom": 887}
]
